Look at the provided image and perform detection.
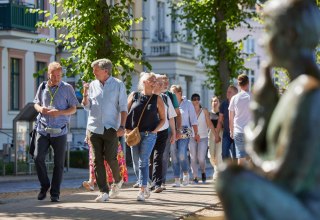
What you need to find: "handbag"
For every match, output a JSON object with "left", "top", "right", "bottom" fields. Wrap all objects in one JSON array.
[
  {"left": 125, "top": 94, "right": 153, "bottom": 146},
  {"left": 180, "top": 126, "right": 193, "bottom": 139},
  {"left": 29, "top": 129, "right": 36, "bottom": 158}
]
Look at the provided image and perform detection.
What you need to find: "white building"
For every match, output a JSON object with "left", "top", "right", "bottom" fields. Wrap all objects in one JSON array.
[
  {"left": 228, "top": 18, "right": 266, "bottom": 91},
  {"left": 140, "top": 0, "right": 214, "bottom": 108},
  {"left": 0, "top": 0, "right": 266, "bottom": 153},
  {"left": 0, "top": 0, "right": 86, "bottom": 152}
]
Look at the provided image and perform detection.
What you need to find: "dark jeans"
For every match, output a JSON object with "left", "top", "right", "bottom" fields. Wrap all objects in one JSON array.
[
  {"left": 149, "top": 129, "right": 168, "bottom": 187},
  {"left": 34, "top": 132, "right": 67, "bottom": 197},
  {"left": 162, "top": 131, "right": 172, "bottom": 184},
  {"left": 221, "top": 131, "right": 236, "bottom": 160},
  {"left": 88, "top": 128, "right": 120, "bottom": 193}
]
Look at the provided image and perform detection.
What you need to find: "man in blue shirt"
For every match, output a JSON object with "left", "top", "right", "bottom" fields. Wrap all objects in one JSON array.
[
  {"left": 216, "top": 85, "right": 238, "bottom": 160},
  {"left": 34, "top": 61, "right": 79, "bottom": 202},
  {"left": 82, "top": 58, "right": 128, "bottom": 202}
]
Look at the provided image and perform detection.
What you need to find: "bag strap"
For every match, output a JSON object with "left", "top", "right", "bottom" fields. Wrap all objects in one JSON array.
[
  {"left": 136, "top": 94, "right": 153, "bottom": 127},
  {"left": 197, "top": 108, "right": 202, "bottom": 119}
]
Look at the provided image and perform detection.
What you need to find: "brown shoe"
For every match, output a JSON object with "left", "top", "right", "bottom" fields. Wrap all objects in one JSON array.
[
  {"left": 154, "top": 186, "right": 163, "bottom": 193},
  {"left": 83, "top": 181, "right": 94, "bottom": 191}
]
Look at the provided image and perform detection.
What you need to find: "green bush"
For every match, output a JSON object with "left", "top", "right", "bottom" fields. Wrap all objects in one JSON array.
[
  {"left": 0, "top": 161, "right": 14, "bottom": 175},
  {"left": 69, "top": 150, "right": 89, "bottom": 168}
]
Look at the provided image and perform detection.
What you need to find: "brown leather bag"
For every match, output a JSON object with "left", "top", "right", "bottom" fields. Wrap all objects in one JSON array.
[
  {"left": 125, "top": 127, "right": 141, "bottom": 146},
  {"left": 125, "top": 94, "right": 153, "bottom": 146}
]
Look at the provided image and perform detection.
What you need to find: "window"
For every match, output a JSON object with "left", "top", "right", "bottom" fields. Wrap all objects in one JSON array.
[
  {"left": 10, "top": 58, "right": 21, "bottom": 110},
  {"left": 156, "top": 1, "right": 165, "bottom": 42},
  {"left": 246, "top": 69, "right": 255, "bottom": 91},
  {"left": 201, "top": 84, "right": 209, "bottom": 109},
  {"left": 36, "top": 0, "right": 45, "bottom": 21},
  {"left": 246, "top": 37, "right": 255, "bottom": 54},
  {"left": 36, "top": 61, "right": 46, "bottom": 88},
  {"left": 171, "top": 8, "right": 178, "bottom": 42},
  {"left": 127, "top": 3, "right": 134, "bottom": 45},
  {"left": 186, "top": 18, "right": 192, "bottom": 43}
]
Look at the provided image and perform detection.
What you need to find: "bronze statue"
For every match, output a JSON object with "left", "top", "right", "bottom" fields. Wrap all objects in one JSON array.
[{"left": 216, "top": 0, "right": 320, "bottom": 219}]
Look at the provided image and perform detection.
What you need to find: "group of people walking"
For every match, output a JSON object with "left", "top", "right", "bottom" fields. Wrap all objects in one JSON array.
[{"left": 32, "top": 58, "right": 252, "bottom": 203}]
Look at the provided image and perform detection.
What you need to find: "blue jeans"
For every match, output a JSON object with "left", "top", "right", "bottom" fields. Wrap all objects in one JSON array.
[
  {"left": 221, "top": 131, "right": 236, "bottom": 160},
  {"left": 131, "top": 132, "right": 157, "bottom": 187},
  {"left": 171, "top": 138, "right": 190, "bottom": 178},
  {"left": 131, "top": 146, "right": 139, "bottom": 184},
  {"left": 234, "top": 132, "right": 247, "bottom": 158}
]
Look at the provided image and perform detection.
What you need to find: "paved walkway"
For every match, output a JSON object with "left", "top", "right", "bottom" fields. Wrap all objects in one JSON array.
[
  {"left": 0, "top": 180, "right": 221, "bottom": 220},
  {"left": 0, "top": 167, "right": 223, "bottom": 219}
]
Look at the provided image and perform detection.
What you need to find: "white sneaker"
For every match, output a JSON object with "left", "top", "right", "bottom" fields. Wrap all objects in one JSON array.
[
  {"left": 137, "top": 191, "right": 145, "bottom": 201},
  {"left": 172, "top": 178, "right": 181, "bottom": 187},
  {"left": 109, "top": 180, "right": 123, "bottom": 198},
  {"left": 213, "top": 171, "right": 218, "bottom": 181},
  {"left": 182, "top": 174, "right": 189, "bottom": 186},
  {"left": 144, "top": 187, "right": 150, "bottom": 199},
  {"left": 118, "top": 179, "right": 124, "bottom": 188},
  {"left": 95, "top": 193, "right": 109, "bottom": 202}
]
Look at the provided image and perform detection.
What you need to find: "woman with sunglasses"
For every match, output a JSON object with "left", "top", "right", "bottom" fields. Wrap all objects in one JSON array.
[
  {"left": 189, "top": 93, "right": 216, "bottom": 183},
  {"left": 126, "top": 72, "right": 166, "bottom": 201}
]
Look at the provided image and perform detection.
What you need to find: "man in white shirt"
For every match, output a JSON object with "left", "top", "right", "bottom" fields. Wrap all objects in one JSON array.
[{"left": 229, "top": 74, "right": 251, "bottom": 165}]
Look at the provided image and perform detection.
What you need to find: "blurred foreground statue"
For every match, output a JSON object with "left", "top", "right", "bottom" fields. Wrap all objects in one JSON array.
[{"left": 216, "top": 0, "right": 320, "bottom": 219}]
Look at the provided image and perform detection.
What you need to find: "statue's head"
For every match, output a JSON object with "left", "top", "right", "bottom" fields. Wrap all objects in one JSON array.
[{"left": 262, "top": 0, "right": 320, "bottom": 68}]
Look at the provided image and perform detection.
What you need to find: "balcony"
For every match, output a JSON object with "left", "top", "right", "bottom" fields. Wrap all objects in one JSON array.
[
  {"left": 0, "top": 1, "right": 38, "bottom": 36},
  {"left": 149, "top": 42, "right": 195, "bottom": 59}
]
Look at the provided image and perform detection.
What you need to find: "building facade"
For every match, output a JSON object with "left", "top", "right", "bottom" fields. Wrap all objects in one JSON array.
[
  {"left": 139, "top": 0, "right": 214, "bottom": 108},
  {"left": 0, "top": 0, "right": 266, "bottom": 156},
  {"left": 0, "top": 0, "right": 89, "bottom": 156}
]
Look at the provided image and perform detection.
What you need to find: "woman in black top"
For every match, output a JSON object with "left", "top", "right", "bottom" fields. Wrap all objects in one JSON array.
[{"left": 125, "top": 72, "right": 165, "bottom": 201}]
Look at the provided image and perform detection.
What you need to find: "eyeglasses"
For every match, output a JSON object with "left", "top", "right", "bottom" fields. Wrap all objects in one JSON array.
[
  {"left": 192, "top": 98, "right": 200, "bottom": 101},
  {"left": 147, "top": 78, "right": 156, "bottom": 83}
]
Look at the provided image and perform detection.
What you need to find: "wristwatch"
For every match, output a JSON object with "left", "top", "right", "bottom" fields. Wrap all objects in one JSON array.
[{"left": 119, "top": 125, "right": 125, "bottom": 130}]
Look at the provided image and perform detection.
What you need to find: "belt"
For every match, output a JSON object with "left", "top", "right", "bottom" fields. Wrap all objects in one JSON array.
[
  {"left": 143, "top": 131, "right": 157, "bottom": 136},
  {"left": 40, "top": 121, "right": 66, "bottom": 130}
]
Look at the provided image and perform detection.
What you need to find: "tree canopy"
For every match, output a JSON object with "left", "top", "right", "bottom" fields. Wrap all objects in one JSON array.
[
  {"left": 31, "top": 0, "right": 150, "bottom": 92},
  {"left": 173, "top": 0, "right": 256, "bottom": 98}
]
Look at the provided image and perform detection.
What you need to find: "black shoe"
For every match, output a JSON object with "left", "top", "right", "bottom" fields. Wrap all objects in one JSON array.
[
  {"left": 201, "top": 173, "right": 206, "bottom": 183},
  {"left": 37, "top": 189, "right": 48, "bottom": 200},
  {"left": 149, "top": 186, "right": 155, "bottom": 191},
  {"left": 50, "top": 195, "right": 60, "bottom": 202},
  {"left": 193, "top": 178, "right": 199, "bottom": 184}
]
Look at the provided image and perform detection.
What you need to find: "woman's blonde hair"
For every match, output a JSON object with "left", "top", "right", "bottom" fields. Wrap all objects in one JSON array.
[{"left": 170, "top": 84, "right": 182, "bottom": 94}]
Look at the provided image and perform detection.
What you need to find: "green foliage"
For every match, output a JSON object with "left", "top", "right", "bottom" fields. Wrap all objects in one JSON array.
[
  {"left": 173, "top": 0, "right": 256, "bottom": 97},
  {"left": 70, "top": 150, "right": 89, "bottom": 168},
  {"left": 30, "top": 0, "right": 151, "bottom": 92},
  {"left": 0, "top": 161, "right": 14, "bottom": 175},
  {"left": 273, "top": 68, "right": 290, "bottom": 91}
]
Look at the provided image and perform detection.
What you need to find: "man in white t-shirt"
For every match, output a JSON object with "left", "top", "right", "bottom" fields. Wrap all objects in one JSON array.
[{"left": 229, "top": 74, "right": 251, "bottom": 165}]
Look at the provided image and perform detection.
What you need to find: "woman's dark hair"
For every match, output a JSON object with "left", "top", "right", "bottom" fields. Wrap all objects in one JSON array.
[{"left": 191, "top": 93, "right": 200, "bottom": 100}]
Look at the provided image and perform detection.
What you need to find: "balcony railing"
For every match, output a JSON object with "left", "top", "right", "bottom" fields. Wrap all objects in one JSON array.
[
  {"left": 0, "top": 1, "right": 38, "bottom": 32},
  {"left": 149, "top": 42, "right": 194, "bottom": 59}
]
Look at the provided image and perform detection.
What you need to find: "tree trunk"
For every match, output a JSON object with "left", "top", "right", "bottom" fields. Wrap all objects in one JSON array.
[
  {"left": 96, "top": 0, "right": 113, "bottom": 58},
  {"left": 216, "top": 8, "right": 230, "bottom": 100}
]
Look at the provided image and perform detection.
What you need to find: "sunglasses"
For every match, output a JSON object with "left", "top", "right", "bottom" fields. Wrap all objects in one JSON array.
[{"left": 192, "top": 97, "right": 200, "bottom": 101}]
